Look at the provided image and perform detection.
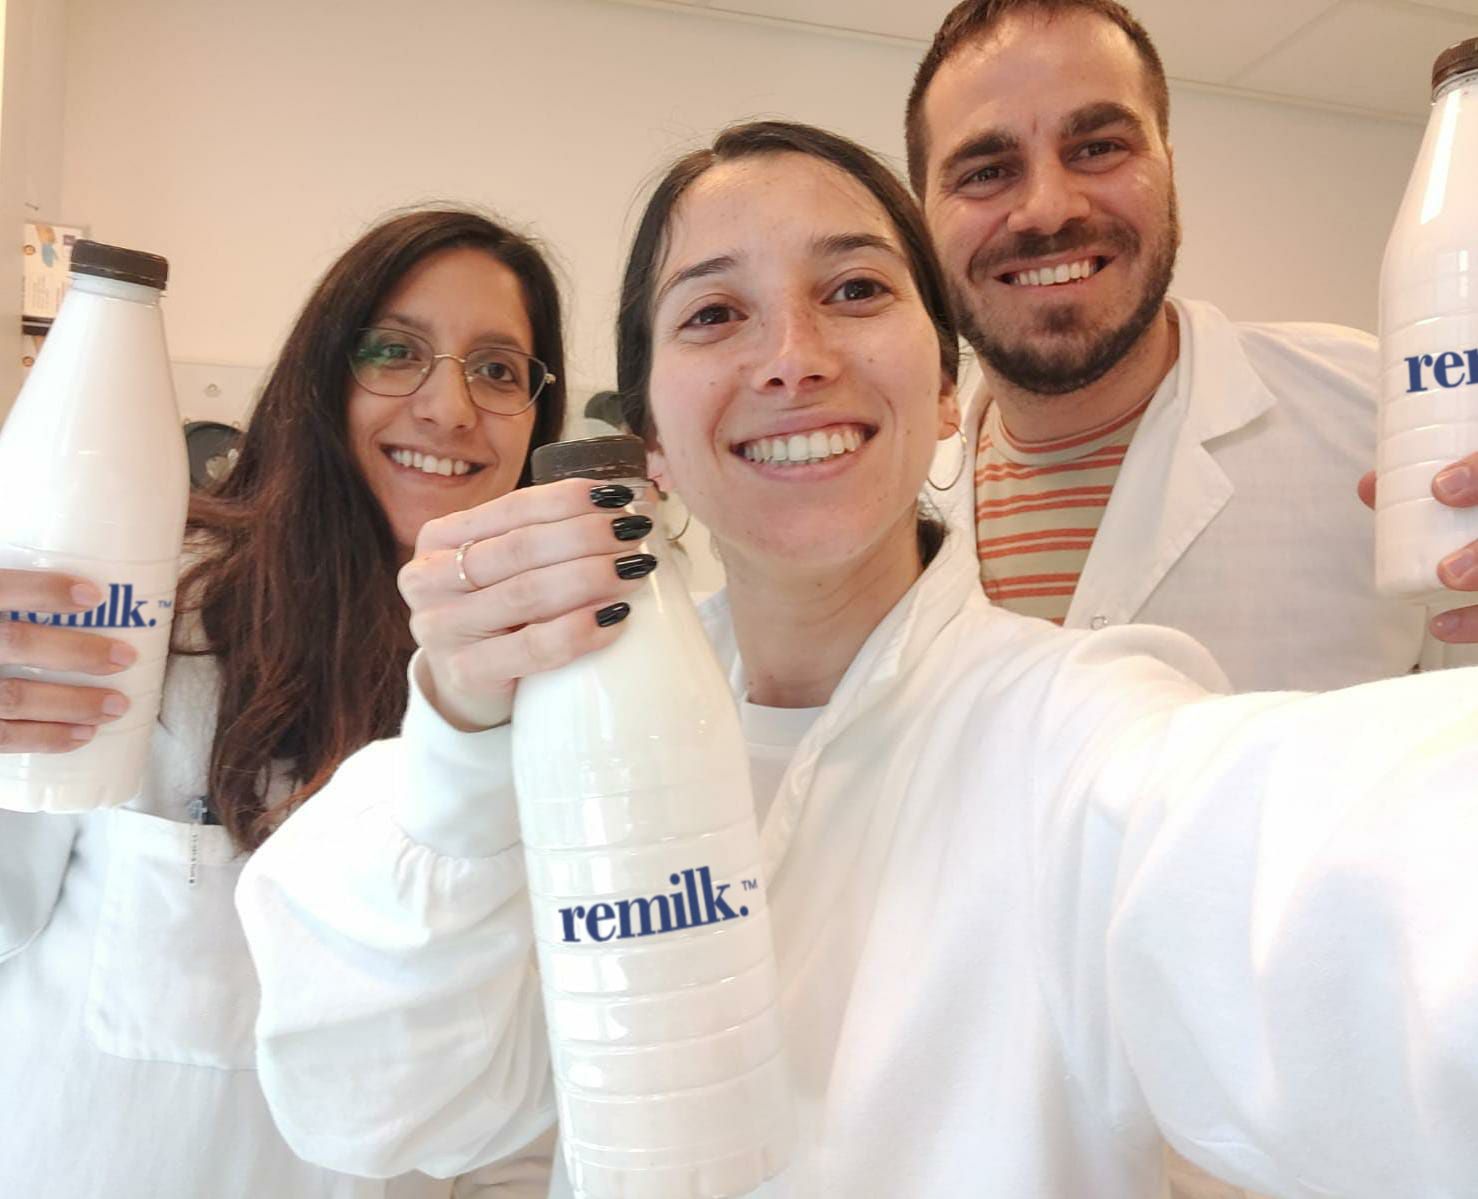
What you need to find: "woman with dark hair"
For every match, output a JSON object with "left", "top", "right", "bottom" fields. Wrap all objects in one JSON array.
[
  {"left": 0, "top": 208, "right": 566, "bottom": 1198},
  {"left": 241, "top": 127, "right": 1478, "bottom": 1199}
]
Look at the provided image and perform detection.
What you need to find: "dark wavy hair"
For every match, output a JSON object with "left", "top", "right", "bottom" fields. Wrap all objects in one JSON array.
[
  {"left": 613, "top": 120, "right": 958, "bottom": 565},
  {"left": 180, "top": 208, "right": 566, "bottom": 851},
  {"left": 615, "top": 119, "right": 960, "bottom": 438}
]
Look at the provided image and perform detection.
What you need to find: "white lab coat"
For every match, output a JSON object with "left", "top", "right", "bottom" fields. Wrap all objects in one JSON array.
[
  {"left": 938, "top": 296, "right": 1477, "bottom": 1199},
  {"left": 936, "top": 297, "right": 1473, "bottom": 691},
  {"left": 0, "top": 648, "right": 552, "bottom": 1199},
  {"left": 237, "top": 527, "right": 1478, "bottom": 1199}
]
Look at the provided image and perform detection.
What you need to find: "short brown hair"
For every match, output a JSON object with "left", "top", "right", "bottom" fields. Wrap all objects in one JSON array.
[{"left": 905, "top": 0, "right": 1170, "bottom": 195}]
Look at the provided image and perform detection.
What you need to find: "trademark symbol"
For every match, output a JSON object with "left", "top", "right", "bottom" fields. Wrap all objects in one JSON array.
[
  {"left": 158, "top": 599, "right": 173, "bottom": 610},
  {"left": 742, "top": 878, "right": 758, "bottom": 891}
]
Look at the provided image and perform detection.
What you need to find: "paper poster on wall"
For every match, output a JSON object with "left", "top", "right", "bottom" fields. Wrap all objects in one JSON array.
[{"left": 23, "top": 222, "right": 88, "bottom": 335}]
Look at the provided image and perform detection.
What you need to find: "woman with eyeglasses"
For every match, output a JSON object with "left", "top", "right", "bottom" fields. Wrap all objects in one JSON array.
[
  {"left": 0, "top": 209, "right": 566, "bottom": 1199},
  {"left": 237, "top": 127, "right": 1478, "bottom": 1199}
]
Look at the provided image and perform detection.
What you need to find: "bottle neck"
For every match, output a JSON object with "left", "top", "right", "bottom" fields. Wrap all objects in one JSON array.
[
  {"left": 1434, "top": 67, "right": 1478, "bottom": 104},
  {"left": 69, "top": 274, "right": 164, "bottom": 305},
  {"left": 611, "top": 473, "right": 658, "bottom": 525}
]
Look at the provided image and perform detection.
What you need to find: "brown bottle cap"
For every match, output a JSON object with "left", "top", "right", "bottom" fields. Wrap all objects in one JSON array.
[
  {"left": 1433, "top": 37, "right": 1478, "bottom": 97},
  {"left": 531, "top": 435, "right": 647, "bottom": 484},
  {"left": 70, "top": 240, "right": 168, "bottom": 290}
]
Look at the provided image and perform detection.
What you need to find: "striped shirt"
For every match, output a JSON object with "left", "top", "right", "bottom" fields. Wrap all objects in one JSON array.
[{"left": 975, "top": 375, "right": 1172, "bottom": 624}]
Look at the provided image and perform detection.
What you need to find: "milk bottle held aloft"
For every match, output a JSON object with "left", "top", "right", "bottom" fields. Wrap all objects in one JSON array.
[
  {"left": 1376, "top": 37, "right": 1478, "bottom": 602},
  {"left": 0, "top": 241, "right": 188, "bottom": 811},
  {"left": 511, "top": 436, "right": 793, "bottom": 1199}
]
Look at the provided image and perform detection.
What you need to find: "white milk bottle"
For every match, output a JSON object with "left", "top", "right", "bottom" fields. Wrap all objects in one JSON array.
[
  {"left": 512, "top": 436, "right": 793, "bottom": 1199},
  {"left": 0, "top": 240, "right": 188, "bottom": 811},
  {"left": 1376, "top": 37, "right": 1478, "bottom": 601}
]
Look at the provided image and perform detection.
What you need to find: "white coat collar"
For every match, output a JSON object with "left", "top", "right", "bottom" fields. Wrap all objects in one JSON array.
[
  {"left": 1063, "top": 297, "right": 1278, "bottom": 627},
  {"left": 699, "top": 525, "right": 983, "bottom": 873},
  {"left": 1169, "top": 297, "right": 1279, "bottom": 441},
  {"left": 698, "top": 523, "right": 979, "bottom": 711}
]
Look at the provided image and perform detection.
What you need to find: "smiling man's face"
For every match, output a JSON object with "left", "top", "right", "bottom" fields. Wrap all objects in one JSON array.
[{"left": 920, "top": 8, "right": 1179, "bottom": 395}]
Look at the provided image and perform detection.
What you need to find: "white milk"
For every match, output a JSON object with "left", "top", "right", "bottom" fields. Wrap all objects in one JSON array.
[
  {"left": 512, "top": 437, "right": 793, "bottom": 1199},
  {"left": 1376, "top": 38, "right": 1478, "bottom": 602},
  {"left": 0, "top": 243, "right": 188, "bottom": 811}
]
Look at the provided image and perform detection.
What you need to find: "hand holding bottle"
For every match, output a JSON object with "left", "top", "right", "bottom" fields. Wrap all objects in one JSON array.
[
  {"left": 0, "top": 240, "right": 185, "bottom": 811},
  {"left": 1374, "top": 38, "right": 1478, "bottom": 616},
  {"left": 1360, "top": 453, "right": 1478, "bottom": 641},
  {"left": 398, "top": 477, "right": 658, "bottom": 731},
  {"left": 0, "top": 568, "right": 134, "bottom": 752}
]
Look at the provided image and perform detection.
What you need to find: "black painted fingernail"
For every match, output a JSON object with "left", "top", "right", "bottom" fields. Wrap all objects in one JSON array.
[
  {"left": 595, "top": 601, "right": 631, "bottom": 627},
  {"left": 615, "top": 552, "right": 658, "bottom": 580},
  {"left": 612, "top": 515, "right": 653, "bottom": 542},
  {"left": 591, "top": 484, "right": 635, "bottom": 509}
]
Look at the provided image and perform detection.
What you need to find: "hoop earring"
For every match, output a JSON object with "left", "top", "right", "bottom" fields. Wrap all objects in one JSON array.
[
  {"left": 650, "top": 480, "right": 692, "bottom": 543},
  {"left": 927, "top": 425, "right": 968, "bottom": 490}
]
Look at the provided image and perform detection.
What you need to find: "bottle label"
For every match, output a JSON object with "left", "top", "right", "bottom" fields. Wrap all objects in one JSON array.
[
  {"left": 556, "top": 865, "right": 756, "bottom": 945},
  {"left": 1404, "top": 347, "right": 1478, "bottom": 393},
  {"left": 3, "top": 582, "right": 173, "bottom": 629}
]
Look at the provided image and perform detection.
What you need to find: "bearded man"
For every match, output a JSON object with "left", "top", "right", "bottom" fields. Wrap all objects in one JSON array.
[
  {"left": 908, "top": 3, "right": 1477, "bottom": 1196},
  {"left": 908, "top": 0, "right": 1478, "bottom": 694}
]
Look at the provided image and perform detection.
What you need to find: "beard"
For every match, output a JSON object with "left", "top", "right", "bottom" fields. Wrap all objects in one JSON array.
[{"left": 953, "top": 190, "right": 1181, "bottom": 397}]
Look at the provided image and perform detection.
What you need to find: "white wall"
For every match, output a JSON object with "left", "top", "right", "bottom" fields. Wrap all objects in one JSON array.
[
  {"left": 57, "top": 0, "right": 1421, "bottom": 389},
  {"left": 0, "top": 0, "right": 68, "bottom": 415},
  {"left": 1169, "top": 85, "right": 1421, "bottom": 330},
  {"left": 48, "top": 0, "right": 1423, "bottom": 592},
  {"left": 56, "top": 0, "right": 913, "bottom": 397}
]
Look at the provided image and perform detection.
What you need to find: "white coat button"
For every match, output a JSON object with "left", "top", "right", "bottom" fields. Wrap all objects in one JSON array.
[{"left": 1090, "top": 616, "right": 1109, "bottom": 630}]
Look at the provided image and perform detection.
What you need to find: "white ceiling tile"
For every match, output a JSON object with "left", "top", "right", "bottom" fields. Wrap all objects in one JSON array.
[
  {"left": 611, "top": 0, "right": 1474, "bottom": 117},
  {"left": 634, "top": 0, "right": 1351, "bottom": 83},
  {"left": 1412, "top": 0, "right": 1478, "bottom": 17},
  {"left": 1234, "top": 0, "right": 1478, "bottom": 116},
  {"left": 1099, "top": 0, "right": 1343, "bottom": 82},
  {"left": 692, "top": 0, "right": 958, "bottom": 41}
]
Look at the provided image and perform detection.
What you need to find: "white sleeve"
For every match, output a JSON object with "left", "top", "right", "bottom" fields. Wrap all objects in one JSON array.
[
  {"left": 0, "top": 809, "right": 79, "bottom": 962},
  {"left": 1034, "top": 635, "right": 1478, "bottom": 1198},
  {"left": 236, "top": 656, "right": 555, "bottom": 1180}
]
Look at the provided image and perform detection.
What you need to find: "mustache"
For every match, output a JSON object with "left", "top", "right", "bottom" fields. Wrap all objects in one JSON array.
[{"left": 968, "top": 221, "right": 1140, "bottom": 282}]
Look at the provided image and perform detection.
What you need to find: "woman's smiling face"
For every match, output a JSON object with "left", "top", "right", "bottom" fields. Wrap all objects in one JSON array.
[
  {"left": 647, "top": 151, "right": 957, "bottom": 575},
  {"left": 345, "top": 246, "right": 539, "bottom": 558}
]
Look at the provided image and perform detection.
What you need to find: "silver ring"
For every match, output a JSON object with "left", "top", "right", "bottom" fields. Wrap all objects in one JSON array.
[{"left": 455, "top": 539, "right": 477, "bottom": 590}]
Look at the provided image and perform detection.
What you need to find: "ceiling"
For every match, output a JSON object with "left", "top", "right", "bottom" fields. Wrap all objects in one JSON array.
[{"left": 610, "top": 0, "right": 1478, "bottom": 120}]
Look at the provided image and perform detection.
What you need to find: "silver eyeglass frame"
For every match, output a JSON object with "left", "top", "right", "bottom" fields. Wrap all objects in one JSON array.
[{"left": 348, "top": 326, "right": 557, "bottom": 417}]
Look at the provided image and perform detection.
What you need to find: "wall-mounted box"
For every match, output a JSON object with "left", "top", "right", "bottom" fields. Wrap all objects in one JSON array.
[{"left": 22, "top": 222, "right": 87, "bottom": 335}]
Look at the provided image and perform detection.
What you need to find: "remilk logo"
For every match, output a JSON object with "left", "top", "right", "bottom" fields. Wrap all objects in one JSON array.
[
  {"left": 558, "top": 865, "right": 756, "bottom": 944},
  {"left": 1405, "top": 348, "right": 1478, "bottom": 393},
  {"left": 4, "top": 583, "right": 169, "bottom": 629}
]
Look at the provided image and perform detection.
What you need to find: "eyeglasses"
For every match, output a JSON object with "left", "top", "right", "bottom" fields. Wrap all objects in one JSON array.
[{"left": 348, "top": 326, "right": 556, "bottom": 416}]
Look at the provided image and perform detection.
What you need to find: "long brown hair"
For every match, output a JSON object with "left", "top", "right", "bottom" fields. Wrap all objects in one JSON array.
[{"left": 181, "top": 208, "right": 566, "bottom": 851}]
